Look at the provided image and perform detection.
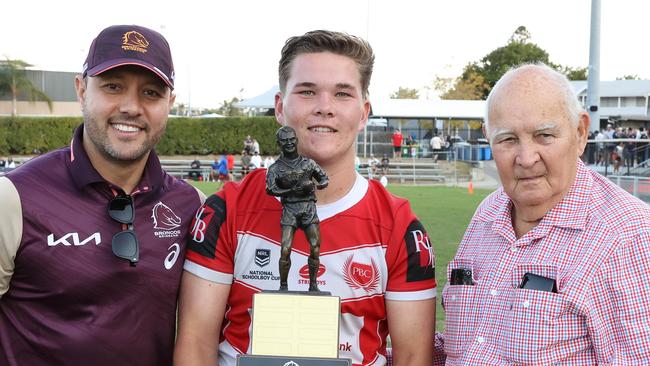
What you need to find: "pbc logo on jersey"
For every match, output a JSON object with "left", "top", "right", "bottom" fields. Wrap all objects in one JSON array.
[
  {"left": 187, "top": 195, "right": 226, "bottom": 259},
  {"left": 343, "top": 255, "right": 380, "bottom": 293},
  {"left": 255, "top": 249, "right": 270, "bottom": 267},
  {"left": 405, "top": 220, "right": 435, "bottom": 282}
]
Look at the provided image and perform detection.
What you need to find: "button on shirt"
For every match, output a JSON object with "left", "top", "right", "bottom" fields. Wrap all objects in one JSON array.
[{"left": 438, "top": 161, "right": 650, "bottom": 365}]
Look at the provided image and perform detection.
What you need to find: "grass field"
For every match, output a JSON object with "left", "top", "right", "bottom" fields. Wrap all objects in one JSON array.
[{"left": 189, "top": 181, "right": 494, "bottom": 332}]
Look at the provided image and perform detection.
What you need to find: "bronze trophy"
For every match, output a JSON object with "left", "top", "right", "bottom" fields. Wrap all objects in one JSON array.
[{"left": 238, "top": 126, "right": 349, "bottom": 366}]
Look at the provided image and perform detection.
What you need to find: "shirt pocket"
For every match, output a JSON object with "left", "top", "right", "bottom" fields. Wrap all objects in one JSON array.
[
  {"left": 442, "top": 259, "right": 480, "bottom": 358},
  {"left": 503, "top": 264, "right": 567, "bottom": 365}
]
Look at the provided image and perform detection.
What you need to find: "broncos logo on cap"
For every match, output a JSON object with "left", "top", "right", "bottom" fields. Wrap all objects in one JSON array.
[
  {"left": 121, "top": 31, "right": 149, "bottom": 53},
  {"left": 152, "top": 202, "right": 181, "bottom": 230}
]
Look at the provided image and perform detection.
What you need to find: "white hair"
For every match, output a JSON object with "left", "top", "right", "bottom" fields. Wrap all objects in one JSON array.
[{"left": 484, "top": 63, "right": 584, "bottom": 134}]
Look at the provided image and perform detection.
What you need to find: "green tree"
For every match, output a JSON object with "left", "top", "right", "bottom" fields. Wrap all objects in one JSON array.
[
  {"left": 390, "top": 86, "right": 419, "bottom": 99},
  {"left": 0, "top": 59, "right": 52, "bottom": 116},
  {"left": 435, "top": 71, "right": 490, "bottom": 100},
  {"left": 431, "top": 26, "right": 588, "bottom": 100},
  {"left": 461, "top": 27, "right": 552, "bottom": 98},
  {"left": 216, "top": 88, "right": 244, "bottom": 116},
  {"left": 560, "top": 66, "right": 588, "bottom": 80},
  {"left": 616, "top": 74, "right": 641, "bottom": 80}
]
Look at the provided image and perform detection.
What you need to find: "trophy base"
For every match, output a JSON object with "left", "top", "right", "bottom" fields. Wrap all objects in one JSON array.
[{"left": 237, "top": 354, "right": 351, "bottom": 366}]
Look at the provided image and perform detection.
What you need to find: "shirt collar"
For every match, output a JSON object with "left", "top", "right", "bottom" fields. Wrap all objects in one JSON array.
[
  {"left": 476, "top": 159, "right": 592, "bottom": 233},
  {"left": 68, "top": 124, "right": 164, "bottom": 192}
]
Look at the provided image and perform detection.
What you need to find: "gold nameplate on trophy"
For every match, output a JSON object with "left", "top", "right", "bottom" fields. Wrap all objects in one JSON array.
[{"left": 251, "top": 292, "right": 340, "bottom": 359}]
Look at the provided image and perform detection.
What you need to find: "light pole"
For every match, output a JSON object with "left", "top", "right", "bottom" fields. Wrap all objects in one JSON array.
[{"left": 587, "top": 0, "right": 601, "bottom": 133}]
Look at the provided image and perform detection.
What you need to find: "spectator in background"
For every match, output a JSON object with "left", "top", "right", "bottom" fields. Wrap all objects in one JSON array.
[
  {"left": 209, "top": 158, "right": 220, "bottom": 181},
  {"left": 430, "top": 133, "right": 443, "bottom": 163},
  {"left": 594, "top": 129, "right": 605, "bottom": 165},
  {"left": 392, "top": 128, "right": 403, "bottom": 159},
  {"left": 638, "top": 127, "right": 648, "bottom": 166},
  {"left": 354, "top": 155, "right": 361, "bottom": 172},
  {"left": 623, "top": 127, "right": 635, "bottom": 168},
  {"left": 250, "top": 151, "right": 262, "bottom": 170},
  {"left": 0, "top": 157, "right": 6, "bottom": 170},
  {"left": 6, "top": 157, "right": 15, "bottom": 169},
  {"left": 445, "top": 135, "right": 454, "bottom": 161},
  {"left": 380, "top": 153, "right": 390, "bottom": 175},
  {"left": 188, "top": 158, "right": 202, "bottom": 181},
  {"left": 367, "top": 154, "right": 379, "bottom": 179},
  {"left": 252, "top": 139, "right": 260, "bottom": 155},
  {"left": 240, "top": 150, "right": 251, "bottom": 177},
  {"left": 262, "top": 155, "right": 275, "bottom": 168},
  {"left": 243, "top": 135, "right": 253, "bottom": 154},
  {"left": 226, "top": 154, "right": 235, "bottom": 181},
  {"left": 210, "top": 155, "right": 229, "bottom": 182}
]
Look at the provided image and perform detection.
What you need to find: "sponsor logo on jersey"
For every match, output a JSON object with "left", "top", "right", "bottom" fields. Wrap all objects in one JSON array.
[
  {"left": 164, "top": 243, "right": 181, "bottom": 269},
  {"left": 297, "top": 263, "right": 327, "bottom": 286},
  {"left": 242, "top": 270, "right": 280, "bottom": 281},
  {"left": 47, "top": 232, "right": 101, "bottom": 247},
  {"left": 151, "top": 202, "right": 181, "bottom": 238},
  {"left": 152, "top": 202, "right": 182, "bottom": 238},
  {"left": 283, "top": 362, "right": 299, "bottom": 366},
  {"left": 343, "top": 255, "right": 380, "bottom": 293},
  {"left": 255, "top": 248, "right": 270, "bottom": 267},
  {"left": 339, "top": 341, "right": 353, "bottom": 352},
  {"left": 187, "top": 195, "right": 226, "bottom": 259},
  {"left": 405, "top": 220, "right": 436, "bottom": 282}
]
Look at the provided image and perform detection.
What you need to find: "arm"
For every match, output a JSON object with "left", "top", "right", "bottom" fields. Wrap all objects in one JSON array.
[
  {"left": 174, "top": 271, "right": 231, "bottom": 366},
  {"left": 0, "top": 177, "right": 22, "bottom": 297},
  {"left": 592, "top": 229, "right": 650, "bottom": 364},
  {"left": 311, "top": 162, "right": 329, "bottom": 190},
  {"left": 386, "top": 298, "right": 436, "bottom": 366},
  {"left": 265, "top": 167, "right": 294, "bottom": 197}
]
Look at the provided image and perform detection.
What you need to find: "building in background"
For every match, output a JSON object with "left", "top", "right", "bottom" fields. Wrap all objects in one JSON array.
[{"left": 0, "top": 69, "right": 79, "bottom": 116}]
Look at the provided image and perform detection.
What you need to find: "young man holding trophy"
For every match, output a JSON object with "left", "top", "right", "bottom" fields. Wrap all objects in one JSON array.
[{"left": 175, "top": 30, "right": 437, "bottom": 366}]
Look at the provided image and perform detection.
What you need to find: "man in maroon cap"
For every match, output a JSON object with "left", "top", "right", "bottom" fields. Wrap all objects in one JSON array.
[{"left": 0, "top": 25, "right": 204, "bottom": 365}]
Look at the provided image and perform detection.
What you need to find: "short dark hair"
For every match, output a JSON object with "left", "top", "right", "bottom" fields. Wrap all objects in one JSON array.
[{"left": 278, "top": 30, "right": 375, "bottom": 99}]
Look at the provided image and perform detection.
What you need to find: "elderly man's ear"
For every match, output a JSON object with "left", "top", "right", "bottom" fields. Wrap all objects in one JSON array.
[{"left": 576, "top": 112, "right": 590, "bottom": 156}]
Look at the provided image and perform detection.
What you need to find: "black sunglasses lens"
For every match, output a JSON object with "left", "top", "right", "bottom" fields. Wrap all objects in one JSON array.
[
  {"left": 112, "top": 230, "right": 139, "bottom": 263},
  {"left": 109, "top": 196, "right": 134, "bottom": 223}
]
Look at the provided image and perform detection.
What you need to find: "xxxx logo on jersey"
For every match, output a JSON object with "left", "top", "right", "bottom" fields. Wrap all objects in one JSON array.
[{"left": 187, "top": 195, "right": 226, "bottom": 259}]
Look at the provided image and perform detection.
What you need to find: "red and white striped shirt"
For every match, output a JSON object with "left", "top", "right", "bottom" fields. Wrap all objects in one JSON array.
[{"left": 438, "top": 161, "right": 650, "bottom": 365}]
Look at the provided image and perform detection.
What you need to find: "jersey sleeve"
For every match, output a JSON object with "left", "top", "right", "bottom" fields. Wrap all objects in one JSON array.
[
  {"left": 384, "top": 200, "right": 437, "bottom": 301},
  {"left": 183, "top": 189, "right": 235, "bottom": 285},
  {"left": 0, "top": 177, "right": 23, "bottom": 297}
]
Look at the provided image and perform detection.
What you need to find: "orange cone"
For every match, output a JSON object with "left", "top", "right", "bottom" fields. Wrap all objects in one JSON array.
[{"left": 468, "top": 181, "right": 474, "bottom": 195}]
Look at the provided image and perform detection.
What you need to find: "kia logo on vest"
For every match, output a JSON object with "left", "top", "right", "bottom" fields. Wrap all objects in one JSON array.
[{"left": 47, "top": 232, "right": 101, "bottom": 246}]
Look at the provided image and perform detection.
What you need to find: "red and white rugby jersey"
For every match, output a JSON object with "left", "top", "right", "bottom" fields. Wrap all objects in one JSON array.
[{"left": 185, "top": 169, "right": 436, "bottom": 366}]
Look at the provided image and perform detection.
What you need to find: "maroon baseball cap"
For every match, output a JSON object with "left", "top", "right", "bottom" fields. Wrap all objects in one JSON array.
[{"left": 83, "top": 25, "right": 175, "bottom": 89}]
